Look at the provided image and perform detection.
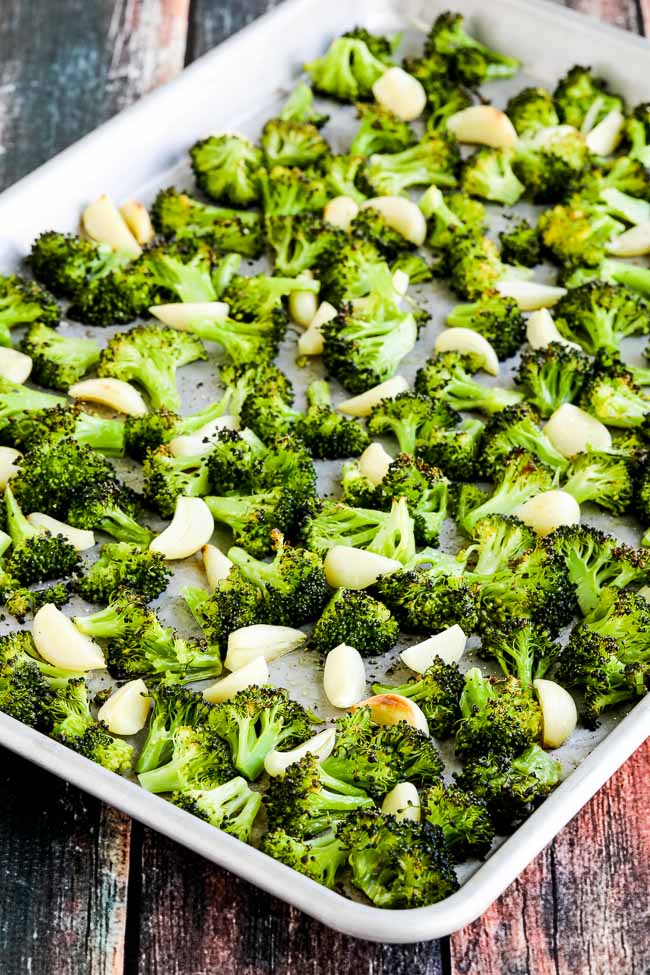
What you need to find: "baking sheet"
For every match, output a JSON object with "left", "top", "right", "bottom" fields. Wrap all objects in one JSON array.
[{"left": 0, "top": 0, "right": 649, "bottom": 942}]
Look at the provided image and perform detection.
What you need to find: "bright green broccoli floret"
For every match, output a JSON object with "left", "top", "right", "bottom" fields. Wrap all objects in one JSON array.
[
  {"left": 362, "top": 133, "right": 459, "bottom": 196},
  {"left": 372, "top": 658, "right": 464, "bottom": 737},
  {"left": 367, "top": 391, "right": 459, "bottom": 455},
  {"left": 425, "top": 11, "right": 520, "bottom": 84},
  {"left": 301, "top": 498, "right": 415, "bottom": 565},
  {"left": 138, "top": 725, "right": 235, "bottom": 793},
  {"left": 538, "top": 199, "right": 624, "bottom": 269},
  {"left": 461, "top": 514, "right": 535, "bottom": 577},
  {"left": 415, "top": 351, "right": 523, "bottom": 414},
  {"left": 480, "top": 404, "right": 569, "bottom": 475},
  {"left": 0, "top": 629, "right": 83, "bottom": 684},
  {"left": 227, "top": 530, "right": 329, "bottom": 627},
  {"left": 136, "top": 683, "right": 213, "bottom": 774},
  {"left": 66, "top": 480, "right": 153, "bottom": 548},
  {"left": 172, "top": 776, "right": 262, "bottom": 843},
  {"left": 562, "top": 449, "right": 635, "bottom": 515},
  {"left": 97, "top": 324, "right": 205, "bottom": 412},
  {"left": 321, "top": 153, "right": 367, "bottom": 204},
  {"left": 296, "top": 380, "right": 370, "bottom": 459},
  {"left": 459, "top": 449, "right": 555, "bottom": 536},
  {"left": 261, "top": 117, "right": 330, "bottom": 170},
  {"left": 0, "top": 273, "right": 60, "bottom": 346},
  {"left": 420, "top": 782, "right": 495, "bottom": 862},
  {"left": 73, "top": 542, "right": 171, "bottom": 604},
  {"left": 446, "top": 294, "right": 526, "bottom": 360},
  {"left": 150, "top": 188, "right": 264, "bottom": 258},
  {"left": 0, "top": 377, "right": 65, "bottom": 434},
  {"left": 350, "top": 101, "right": 416, "bottom": 156},
  {"left": 205, "top": 488, "right": 298, "bottom": 558},
  {"left": 190, "top": 134, "right": 263, "bottom": 206},
  {"left": 461, "top": 148, "right": 524, "bottom": 206},
  {"left": 258, "top": 165, "right": 329, "bottom": 216},
  {"left": 311, "top": 587, "right": 399, "bottom": 657},
  {"left": 305, "top": 34, "right": 390, "bottom": 102},
  {"left": 419, "top": 187, "right": 487, "bottom": 253},
  {"left": 279, "top": 82, "right": 329, "bottom": 127},
  {"left": 338, "top": 808, "right": 458, "bottom": 908},
  {"left": 417, "top": 417, "right": 485, "bottom": 481},
  {"left": 443, "top": 233, "right": 506, "bottom": 300},
  {"left": 182, "top": 573, "right": 263, "bottom": 656},
  {"left": 376, "top": 455, "right": 449, "bottom": 546},
  {"left": 19, "top": 322, "right": 100, "bottom": 391},
  {"left": 554, "top": 282, "right": 650, "bottom": 355},
  {"left": 142, "top": 446, "right": 210, "bottom": 518},
  {"left": 319, "top": 238, "right": 387, "bottom": 305},
  {"left": 513, "top": 126, "right": 589, "bottom": 203},
  {"left": 455, "top": 668, "right": 542, "bottom": 760},
  {"left": 580, "top": 370, "right": 650, "bottom": 429},
  {"left": 562, "top": 259, "right": 650, "bottom": 298},
  {"left": 208, "top": 686, "right": 313, "bottom": 781},
  {"left": 625, "top": 102, "right": 650, "bottom": 167},
  {"left": 514, "top": 342, "right": 592, "bottom": 418},
  {"left": 479, "top": 618, "right": 560, "bottom": 688},
  {"left": 4, "top": 485, "right": 80, "bottom": 585},
  {"left": 506, "top": 86, "right": 559, "bottom": 135},
  {"left": 265, "top": 213, "right": 345, "bottom": 276},
  {"left": 30, "top": 231, "right": 130, "bottom": 299},
  {"left": 499, "top": 219, "right": 541, "bottom": 267},
  {"left": 261, "top": 829, "right": 347, "bottom": 889},
  {"left": 42, "top": 678, "right": 134, "bottom": 773},
  {"left": 554, "top": 64, "right": 624, "bottom": 131}
]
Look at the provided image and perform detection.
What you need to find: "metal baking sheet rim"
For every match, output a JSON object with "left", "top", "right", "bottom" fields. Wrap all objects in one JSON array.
[{"left": 0, "top": 0, "right": 649, "bottom": 943}]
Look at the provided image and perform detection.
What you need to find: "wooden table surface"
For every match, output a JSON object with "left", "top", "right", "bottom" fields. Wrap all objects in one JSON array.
[{"left": 0, "top": 2, "right": 649, "bottom": 973}]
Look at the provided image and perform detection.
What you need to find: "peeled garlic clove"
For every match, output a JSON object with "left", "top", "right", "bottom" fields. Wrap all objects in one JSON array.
[
  {"left": 447, "top": 105, "right": 518, "bottom": 148},
  {"left": 607, "top": 223, "right": 650, "bottom": 257},
  {"left": 638, "top": 585, "right": 650, "bottom": 601},
  {"left": 324, "top": 643, "right": 367, "bottom": 709},
  {"left": 526, "top": 308, "right": 581, "bottom": 350},
  {"left": 324, "top": 545, "right": 401, "bottom": 590},
  {"left": 289, "top": 275, "right": 319, "bottom": 328},
  {"left": 360, "top": 196, "right": 427, "bottom": 246},
  {"left": 392, "top": 269, "right": 410, "bottom": 296},
  {"left": 264, "top": 727, "right": 337, "bottom": 777},
  {"left": 372, "top": 66, "right": 426, "bottom": 121},
  {"left": 297, "top": 300, "right": 337, "bottom": 356},
  {"left": 358, "top": 442, "right": 392, "bottom": 486},
  {"left": 534, "top": 678, "right": 577, "bottom": 748},
  {"left": 150, "top": 302, "right": 229, "bottom": 329},
  {"left": 69, "top": 378, "right": 148, "bottom": 417},
  {"left": 381, "top": 782, "right": 421, "bottom": 822},
  {"left": 355, "top": 693, "right": 429, "bottom": 735},
  {"left": 204, "top": 655, "right": 269, "bottom": 704},
  {"left": 496, "top": 280, "right": 567, "bottom": 311},
  {"left": 34, "top": 604, "right": 106, "bottom": 671},
  {"left": 545, "top": 403, "right": 612, "bottom": 457},
  {"left": 339, "top": 375, "right": 409, "bottom": 416},
  {"left": 82, "top": 195, "right": 141, "bottom": 257},
  {"left": 0, "top": 446, "right": 21, "bottom": 490},
  {"left": 150, "top": 496, "right": 214, "bottom": 560},
  {"left": 224, "top": 624, "right": 306, "bottom": 671},
  {"left": 168, "top": 416, "right": 239, "bottom": 457},
  {"left": 202, "top": 544, "right": 233, "bottom": 590},
  {"left": 27, "top": 512, "right": 95, "bottom": 551},
  {"left": 119, "top": 200, "right": 154, "bottom": 245},
  {"left": 0, "top": 347, "right": 32, "bottom": 384},
  {"left": 515, "top": 490, "right": 580, "bottom": 536},
  {"left": 98, "top": 679, "right": 151, "bottom": 735},
  {"left": 324, "top": 195, "right": 359, "bottom": 231},
  {"left": 400, "top": 624, "right": 467, "bottom": 673},
  {"left": 435, "top": 328, "right": 499, "bottom": 376},
  {"left": 585, "top": 109, "right": 625, "bottom": 156}
]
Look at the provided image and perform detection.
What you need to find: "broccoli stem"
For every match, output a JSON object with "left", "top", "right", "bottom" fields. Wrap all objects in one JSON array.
[
  {"left": 138, "top": 759, "right": 186, "bottom": 794},
  {"left": 306, "top": 379, "right": 332, "bottom": 410},
  {"left": 212, "top": 253, "right": 242, "bottom": 296},
  {"left": 605, "top": 260, "right": 650, "bottom": 297},
  {"left": 75, "top": 413, "right": 126, "bottom": 457},
  {"left": 5, "top": 486, "right": 38, "bottom": 546}
]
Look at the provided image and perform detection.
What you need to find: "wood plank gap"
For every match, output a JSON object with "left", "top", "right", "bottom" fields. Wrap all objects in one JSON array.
[{"left": 123, "top": 819, "right": 145, "bottom": 975}]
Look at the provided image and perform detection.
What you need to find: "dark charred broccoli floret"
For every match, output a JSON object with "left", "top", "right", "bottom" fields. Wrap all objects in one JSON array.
[
  {"left": 172, "top": 775, "right": 262, "bottom": 843},
  {"left": 373, "top": 567, "right": 478, "bottom": 635},
  {"left": 258, "top": 165, "right": 329, "bottom": 217},
  {"left": 142, "top": 446, "right": 210, "bottom": 518},
  {"left": 150, "top": 188, "right": 264, "bottom": 258},
  {"left": 4, "top": 485, "right": 80, "bottom": 585},
  {"left": 0, "top": 665, "right": 46, "bottom": 727},
  {"left": 311, "top": 587, "right": 399, "bottom": 657},
  {"left": 446, "top": 294, "right": 526, "bottom": 360},
  {"left": 442, "top": 233, "right": 506, "bottom": 301},
  {"left": 420, "top": 782, "right": 495, "bottom": 862},
  {"left": 73, "top": 542, "right": 171, "bottom": 604},
  {"left": 512, "top": 126, "right": 589, "bottom": 203},
  {"left": 66, "top": 480, "right": 152, "bottom": 548},
  {"left": 499, "top": 219, "right": 541, "bottom": 267},
  {"left": 372, "top": 658, "right": 464, "bottom": 737},
  {"left": 30, "top": 231, "right": 130, "bottom": 300},
  {"left": 350, "top": 206, "right": 415, "bottom": 257}
]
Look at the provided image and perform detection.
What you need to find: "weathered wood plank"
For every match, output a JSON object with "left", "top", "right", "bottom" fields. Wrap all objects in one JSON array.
[
  {"left": 0, "top": 748, "right": 131, "bottom": 975},
  {"left": 450, "top": 738, "right": 650, "bottom": 975},
  {"left": 558, "top": 0, "right": 643, "bottom": 32},
  {"left": 132, "top": 827, "right": 444, "bottom": 975},
  {"left": 186, "top": 0, "right": 279, "bottom": 60},
  {"left": 0, "top": 0, "right": 189, "bottom": 191}
]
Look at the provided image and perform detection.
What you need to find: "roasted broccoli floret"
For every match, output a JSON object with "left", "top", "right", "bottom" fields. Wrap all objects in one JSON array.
[
  {"left": 554, "top": 64, "right": 624, "bottom": 131},
  {"left": 301, "top": 498, "right": 415, "bottom": 564},
  {"left": 321, "top": 153, "right": 367, "bottom": 204},
  {"left": 562, "top": 258, "right": 650, "bottom": 298},
  {"left": 368, "top": 391, "right": 458, "bottom": 455},
  {"left": 311, "top": 587, "right": 399, "bottom": 657},
  {"left": 373, "top": 567, "right": 478, "bottom": 635},
  {"left": 512, "top": 125, "right": 589, "bottom": 203},
  {"left": 42, "top": 678, "right": 134, "bottom": 773},
  {"left": 372, "top": 658, "right": 464, "bottom": 738},
  {"left": 190, "top": 134, "right": 263, "bottom": 206},
  {"left": 514, "top": 342, "right": 592, "bottom": 418},
  {"left": 305, "top": 33, "right": 391, "bottom": 102},
  {"left": 319, "top": 238, "right": 387, "bottom": 306},
  {"left": 580, "top": 370, "right": 650, "bottom": 429},
  {"left": 442, "top": 233, "right": 506, "bottom": 301},
  {"left": 553, "top": 282, "right": 650, "bottom": 355},
  {"left": 208, "top": 686, "right": 313, "bottom": 781},
  {"left": 136, "top": 683, "right": 213, "bottom": 774},
  {"left": 173, "top": 775, "right": 262, "bottom": 843},
  {"left": 461, "top": 148, "right": 524, "bottom": 206},
  {"left": 264, "top": 753, "right": 372, "bottom": 837},
  {"left": 479, "top": 618, "right": 560, "bottom": 688},
  {"left": 455, "top": 744, "right": 562, "bottom": 830},
  {"left": 266, "top": 213, "right": 345, "bottom": 276},
  {"left": 538, "top": 198, "right": 624, "bottom": 269},
  {"left": 4, "top": 485, "right": 80, "bottom": 585},
  {"left": 339, "top": 808, "right": 458, "bottom": 908},
  {"left": 321, "top": 297, "right": 418, "bottom": 395},
  {"left": 322, "top": 707, "right": 444, "bottom": 796},
  {"left": 391, "top": 252, "right": 433, "bottom": 284},
  {"left": 562, "top": 449, "right": 634, "bottom": 515},
  {"left": 205, "top": 488, "right": 298, "bottom": 558},
  {"left": 261, "top": 828, "right": 347, "bottom": 889},
  {"left": 544, "top": 524, "right": 649, "bottom": 617},
  {"left": 3, "top": 581, "right": 72, "bottom": 622},
  {"left": 0, "top": 629, "right": 83, "bottom": 684},
  {"left": 30, "top": 231, "right": 129, "bottom": 299},
  {"left": 350, "top": 101, "right": 416, "bottom": 156},
  {"left": 182, "top": 572, "right": 263, "bottom": 656},
  {"left": 0, "top": 665, "right": 46, "bottom": 727},
  {"left": 420, "top": 187, "right": 486, "bottom": 254},
  {"left": 499, "top": 219, "right": 541, "bottom": 267},
  {"left": 150, "top": 188, "right": 264, "bottom": 258},
  {"left": 625, "top": 102, "right": 650, "bottom": 167},
  {"left": 142, "top": 446, "right": 210, "bottom": 518},
  {"left": 506, "top": 86, "right": 559, "bottom": 135},
  {"left": 350, "top": 206, "right": 415, "bottom": 256},
  {"left": 138, "top": 725, "right": 235, "bottom": 793},
  {"left": 420, "top": 782, "right": 495, "bottom": 862},
  {"left": 415, "top": 351, "right": 522, "bottom": 414},
  {"left": 377, "top": 455, "right": 449, "bottom": 546},
  {"left": 455, "top": 668, "right": 542, "bottom": 760},
  {"left": 459, "top": 449, "right": 555, "bottom": 536},
  {"left": 66, "top": 480, "right": 153, "bottom": 548},
  {"left": 0, "top": 377, "right": 66, "bottom": 434},
  {"left": 19, "top": 322, "right": 100, "bottom": 391},
  {"left": 461, "top": 514, "right": 535, "bottom": 576},
  {"left": 295, "top": 380, "right": 370, "bottom": 459},
  {"left": 73, "top": 542, "right": 171, "bottom": 604},
  {"left": 362, "top": 133, "right": 459, "bottom": 196},
  {"left": 480, "top": 404, "right": 568, "bottom": 475},
  {"left": 227, "top": 531, "right": 329, "bottom": 627},
  {"left": 258, "top": 165, "right": 329, "bottom": 216},
  {"left": 261, "top": 117, "right": 330, "bottom": 169},
  {"left": 0, "top": 274, "right": 60, "bottom": 346},
  {"left": 97, "top": 324, "right": 205, "bottom": 412},
  {"left": 425, "top": 11, "right": 520, "bottom": 84},
  {"left": 417, "top": 417, "right": 485, "bottom": 481},
  {"left": 446, "top": 294, "right": 526, "bottom": 361},
  {"left": 279, "top": 82, "right": 329, "bottom": 127}
]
